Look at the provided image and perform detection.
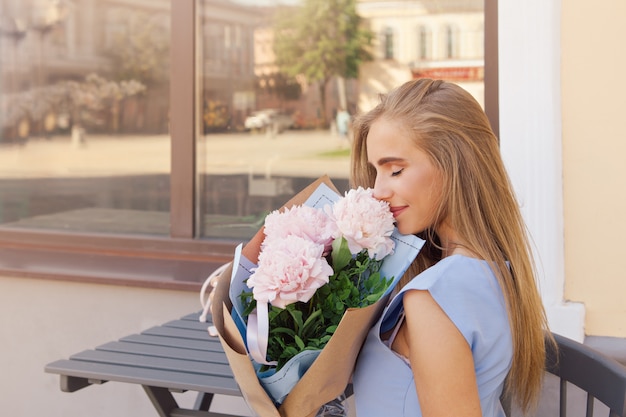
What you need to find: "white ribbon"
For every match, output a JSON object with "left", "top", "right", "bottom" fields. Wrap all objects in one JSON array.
[
  {"left": 246, "top": 301, "right": 278, "bottom": 366},
  {"left": 199, "top": 262, "right": 230, "bottom": 326}
]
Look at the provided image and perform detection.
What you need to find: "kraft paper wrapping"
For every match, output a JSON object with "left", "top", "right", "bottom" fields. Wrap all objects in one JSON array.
[{"left": 211, "top": 176, "right": 398, "bottom": 417}]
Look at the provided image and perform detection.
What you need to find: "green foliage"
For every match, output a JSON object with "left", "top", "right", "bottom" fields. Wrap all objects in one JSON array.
[
  {"left": 272, "top": 0, "right": 374, "bottom": 123},
  {"left": 104, "top": 11, "right": 169, "bottom": 86},
  {"left": 273, "top": 0, "right": 373, "bottom": 82},
  {"left": 240, "top": 237, "right": 393, "bottom": 371}
]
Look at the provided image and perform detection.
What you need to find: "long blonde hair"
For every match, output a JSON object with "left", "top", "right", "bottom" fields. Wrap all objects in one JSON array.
[{"left": 351, "top": 79, "right": 550, "bottom": 413}]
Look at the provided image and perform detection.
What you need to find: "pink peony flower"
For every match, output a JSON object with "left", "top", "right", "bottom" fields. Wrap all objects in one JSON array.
[
  {"left": 247, "top": 234, "right": 333, "bottom": 309},
  {"left": 327, "top": 187, "right": 395, "bottom": 260},
  {"left": 262, "top": 205, "right": 336, "bottom": 252}
]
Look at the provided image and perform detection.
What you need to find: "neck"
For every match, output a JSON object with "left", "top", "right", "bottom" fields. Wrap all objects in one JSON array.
[
  {"left": 443, "top": 243, "right": 475, "bottom": 258},
  {"left": 437, "top": 223, "right": 476, "bottom": 258}
]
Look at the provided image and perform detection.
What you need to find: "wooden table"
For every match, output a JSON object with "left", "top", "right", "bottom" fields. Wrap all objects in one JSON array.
[{"left": 45, "top": 312, "right": 246, "bottom": 417}]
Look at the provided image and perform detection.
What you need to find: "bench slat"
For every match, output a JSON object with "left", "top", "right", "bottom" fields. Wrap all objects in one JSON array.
[
  {"left": 120, "top": 334, "right": 222, "bottom": 351},
  {"left": 68, "top": 349, "right": 234, "bottom": 377},
  {"left": 162, "top": 319, "right": 214, "bottom": 331},
  {"left": 97, "top": 341, "right": 227, "bottom": 363},
  {"left": 45, "top": 359, "right": 240, "bottom": 395},
  {"left": 181, "top": 312, "right": 206, "bottom": 322},
  {"left": 143, "top": 326, "right": 221, "bottom": 342}
]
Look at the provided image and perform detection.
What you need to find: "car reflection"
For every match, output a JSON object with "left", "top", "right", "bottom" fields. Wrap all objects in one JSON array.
[{"left": 244, "top": 109, "right": 294, "bottom": 133}]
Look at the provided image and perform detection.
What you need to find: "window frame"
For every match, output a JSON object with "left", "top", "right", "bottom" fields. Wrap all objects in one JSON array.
[{"left": 0, "top": 0, "right": 499, "bottom": 290}]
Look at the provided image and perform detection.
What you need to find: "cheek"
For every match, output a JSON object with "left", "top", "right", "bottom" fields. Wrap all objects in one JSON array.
[
  {"left": 413, "top": 172, "right": 444, "bottom": 221},
  {"left": 424, "top": 177, "right": 445, "bottom": 221}
]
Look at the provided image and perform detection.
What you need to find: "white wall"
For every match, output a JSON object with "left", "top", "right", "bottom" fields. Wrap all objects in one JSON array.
[
  {"left": 498, "top": 0, "right": 585, "bottom": 341},
  {"left": 0, "top": 275, "right": 253, "bottom": 417}
]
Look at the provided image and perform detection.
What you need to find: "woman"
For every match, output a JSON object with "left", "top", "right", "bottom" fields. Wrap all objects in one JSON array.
[{"left": 350, "top": 79, "right": 551, "bottom": 417}]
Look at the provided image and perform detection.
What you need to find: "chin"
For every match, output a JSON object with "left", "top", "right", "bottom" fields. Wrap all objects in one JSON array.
[{"left": 396, "top": 222, "right": 424, "bottom": 236}]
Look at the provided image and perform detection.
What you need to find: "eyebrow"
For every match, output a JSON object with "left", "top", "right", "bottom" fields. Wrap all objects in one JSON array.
[{"left": 371, "top": 156, "right": 406, "bottom": 166}]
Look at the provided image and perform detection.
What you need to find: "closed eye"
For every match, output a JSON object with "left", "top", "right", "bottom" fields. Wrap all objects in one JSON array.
[{"left": 391, "top": 168, "right": 404, "bottom": 177}]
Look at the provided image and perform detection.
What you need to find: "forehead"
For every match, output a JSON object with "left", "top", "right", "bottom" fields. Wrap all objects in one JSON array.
[{"left": 366, "top": 117, "right": 415, "bottom": 160}]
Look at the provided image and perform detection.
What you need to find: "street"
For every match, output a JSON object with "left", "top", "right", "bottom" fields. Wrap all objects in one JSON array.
[{"left": 0, "top": 129, "right": 351, "bottom": 180}]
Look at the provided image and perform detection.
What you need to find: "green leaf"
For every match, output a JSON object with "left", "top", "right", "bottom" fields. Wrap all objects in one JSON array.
[
  {"left": 287, "top": 307, "right": 304, "bottom": 331},
  {"left": 283, "top": 346, "right": 299, "bottom": 358},
  {"left": 272, "top": 327, "right": 296, "bottom": 338},
  {"left": 331, "top": 236, "right": 352, "bottom": 272},
  {"left": 301, "top": 308, "right": 323, "bottom": 335},
  {"left": 295, "top": 335, "right": 305, "bottom": 350}
]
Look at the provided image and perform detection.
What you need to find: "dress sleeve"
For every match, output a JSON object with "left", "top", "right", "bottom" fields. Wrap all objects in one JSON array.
[{"left": 402, "top": 258, "right": 508, "bottom": 349}]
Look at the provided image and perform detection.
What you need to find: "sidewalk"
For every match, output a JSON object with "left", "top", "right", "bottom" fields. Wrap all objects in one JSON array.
[{"left": 0, "top": 129, "right": 351, "bottom": 180}]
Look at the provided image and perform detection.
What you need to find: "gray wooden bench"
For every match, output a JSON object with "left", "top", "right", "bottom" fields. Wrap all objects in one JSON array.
[
  {"left": 46, "top": 307, "right": 626, "bottom": 417},
  {"left": 44, "top": 312, "right": 246, "bottom": 417}
]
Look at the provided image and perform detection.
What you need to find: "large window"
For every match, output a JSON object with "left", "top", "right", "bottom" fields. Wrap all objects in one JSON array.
[
  {"left": 0, "top": 0, "right": 492, "bottom": 287},
  {"left": 0, "top": 0, "right": 171, "bottom": 236}
]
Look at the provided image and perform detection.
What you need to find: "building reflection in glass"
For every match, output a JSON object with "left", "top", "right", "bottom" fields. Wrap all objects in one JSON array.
[
  {"left": 0, "top": 0, "right": 171, "bottom": 235},
  {"left": 0, "top": 0, "right": 483, "bottom": 240}
]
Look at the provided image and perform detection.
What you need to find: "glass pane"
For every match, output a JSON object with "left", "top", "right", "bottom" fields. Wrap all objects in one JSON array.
[
  {"left": 197, "top": 0, "right": 484, "bottom": 240},
  {"left": 0, "top": 0, "right": 170, "bottom": 236}
]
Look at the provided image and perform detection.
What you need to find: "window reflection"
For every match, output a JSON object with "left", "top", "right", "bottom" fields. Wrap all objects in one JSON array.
[
  {"left": 0, "top": 0, "right": 485, "bottom": 243},
  {"left": 0, "top": 0, "right": 171, "bottom": 235},
  {"left": 197, "top": 0, "right": 483, "bottom": 240}
]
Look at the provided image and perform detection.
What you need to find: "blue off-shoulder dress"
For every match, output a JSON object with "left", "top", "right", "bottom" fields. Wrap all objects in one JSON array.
[{"left": 352, "top": 255, "right": 513, "bottom": 417}]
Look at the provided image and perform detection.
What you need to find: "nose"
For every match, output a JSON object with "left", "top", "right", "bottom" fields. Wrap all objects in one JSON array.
[{"left": 372, "top": 175, "right": 392, "bottom": 201}]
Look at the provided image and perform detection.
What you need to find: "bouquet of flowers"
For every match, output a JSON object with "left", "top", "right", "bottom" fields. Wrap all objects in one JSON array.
[{"left": 209, "top": 177, "right": 423, "bottom": 417}]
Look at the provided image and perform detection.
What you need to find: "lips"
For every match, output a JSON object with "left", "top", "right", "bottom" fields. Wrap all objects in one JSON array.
[{"left": 389, "top": 206, "right": 407, "bottom": 218}]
